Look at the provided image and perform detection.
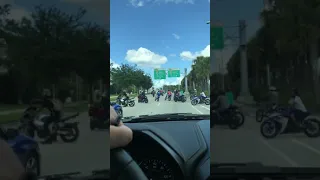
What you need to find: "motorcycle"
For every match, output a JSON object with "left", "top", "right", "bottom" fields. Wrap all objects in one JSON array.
[
  {"left": 260, "top": 107, "right": 320, "bottom": 139},
  {"left": 167, "top": 94, "right": 172, "bottom": 101},
  {"left": 116, "top": 97, "right": 135, "bottom": 107},
  {"left": 138, "top": 95, "right": 148, "bottom": 103},
  {"left": 191, "top": 96, "right": 210, "bottom": 106},
  {"left": 174, "top": 94, "right": 186, "bottom": 102},
  {"left": 19, "top": 107, "right": 80, "bottom": 143},
  {"left": 256, "top": 104, "right": 285, "bottom": 122},
  {"left": 211, "top": 105, "right": 245, "bottom": 129},
  {"left": 190, "top": 94, "right": 197, "bottom": 100},
  {"left": 155, "top": 95, "right": 160, "bottom": 101}
]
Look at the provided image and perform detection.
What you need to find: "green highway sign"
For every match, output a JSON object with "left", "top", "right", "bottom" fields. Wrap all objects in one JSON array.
[
  {"left": 211, "top": 26, "right": 224, "bottom": 50},
  {"left": 154, "top": 68, "right": 166, "bottom": 79},
  {"left": 168, "top": 69, "right": 180, "bottom": 78}
]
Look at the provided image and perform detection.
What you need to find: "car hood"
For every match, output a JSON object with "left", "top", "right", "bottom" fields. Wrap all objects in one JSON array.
[{"left": 7, "top": 134, "right": 37, "bottom": 147}]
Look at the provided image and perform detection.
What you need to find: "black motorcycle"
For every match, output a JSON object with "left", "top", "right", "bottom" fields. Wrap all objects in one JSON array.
[
  {"left": 116, "top": 97, "right": 135, "bottom": 107},
  {"left": 19, "top": 105, "right": 80, "bottom": 143},
  {"left": 260, "top": 107, "right": 320, "bottom": 138},
  {"left": 211, "top": 105, "right": 244, "bottom": 129},
  {"left": 174, "top": 94, "right": 186, "bottom": 102},
  {"left": 138, "top": 95, "right": 148, "bottom": 103}
]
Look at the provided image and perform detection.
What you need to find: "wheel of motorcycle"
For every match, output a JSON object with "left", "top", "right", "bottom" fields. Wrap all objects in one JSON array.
[
  {"left": 256, "top": 109, "right": 264, "bottom": 122},
  {"left": 24, "top": 152, "right": 40, "bottom": 175},
  {"left": 227, "top": 114, "right": 242, "bottom": 130},
  {"left": 236, "top": 112, "right": 245, "bottom": 126},
  {"left": 260, "top": 120, "right": 279, "bottom": 139},
  {"left": 129, "top": 101, "right": 135, "bottom": 107},
  {"left": 204, "top": 99, "right": 210, "bottom": 105},
  {"left": 191, "top": 99, "right": 198, "bottom": 106},
  {"left": 117, "top": 109, "right": 123, "bottom": 118},
  {"left": 174, "top": 98, "right": 177, "bottom": 102},
  {"left": 60, "top": 125, "right": 80, "bottom": 142},
  {"left": 303, "top": 119, "right": 320, "bottom": 137},
  {"left": 144, "top": 99, "right": 148, "bottom": 103}
]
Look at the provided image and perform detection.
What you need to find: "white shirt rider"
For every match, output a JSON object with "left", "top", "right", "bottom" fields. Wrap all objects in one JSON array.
[
  {"left": 200, "top": 92, "right": 206, "bottom": 98},
  {"left": 289, "top": 96, "right": 307, "bottom": 112}
]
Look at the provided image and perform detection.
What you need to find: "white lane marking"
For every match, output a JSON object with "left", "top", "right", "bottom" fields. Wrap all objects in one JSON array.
[
  {"left": 260, "top": 139, "right": 298, "bottom": 167},
  {"left": 292, "top": 138, "right": 320, "bottom": 155},
  {"left": 191, "top": 105, "right": 203, "bottom": 114},
  {"left": 157, "top": 103, "right": 160, "bottom": 106},
  {"left": 200, "top": 105, "right": 210, "bottom": 110}
]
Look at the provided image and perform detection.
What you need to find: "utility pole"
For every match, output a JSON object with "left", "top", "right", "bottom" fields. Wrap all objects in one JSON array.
[
  {"left": 263, "top": 0, "right": 271, "bottom": 88},
  {"left": 237, "top": 20, "right": 254, "bottom": 104},
  {"left": 184, "top": 68, "right": 189, "bottom": 95}
]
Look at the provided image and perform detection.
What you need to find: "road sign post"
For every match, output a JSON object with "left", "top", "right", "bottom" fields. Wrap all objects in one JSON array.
[
  {"left": 167, "top": 69, "right": 180, "bottom": 78},
  {"left": 211, "top": 26, "right": 224, "bottom": 50},
  {"left": 154, "top": 69, "right": 166, "bottom": 79}
]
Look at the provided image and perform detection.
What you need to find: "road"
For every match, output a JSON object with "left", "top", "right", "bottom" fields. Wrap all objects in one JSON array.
[
  {"left": 211, "top": 107, "right": 320, "bottom": 167},
  {"left": 2, "top": 112, "right": 110, "bottom": 176},
  {"left": 122, "top": 94, "right": 210, "bottom": 117}
]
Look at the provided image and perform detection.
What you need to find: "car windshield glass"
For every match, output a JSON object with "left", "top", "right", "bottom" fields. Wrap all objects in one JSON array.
[
  {"left": 211, "top": 0, "right": 320, "bottom": 169},
  {"left": 110, "top": 5, "right": 210, "bottom": 121},
  {"left": 0, "top": 1, "right": 109, "bottom": 176}
]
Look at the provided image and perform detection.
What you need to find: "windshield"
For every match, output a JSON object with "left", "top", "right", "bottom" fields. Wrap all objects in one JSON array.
[
  {"left": 0, "top": 1, "right": 109, "bottom": 176},
  {"left": 211, "top": 0, "right": 320, "bottom": 168},
  {"left": 110, "top": 5, "right": 210, "bottom": 121}
]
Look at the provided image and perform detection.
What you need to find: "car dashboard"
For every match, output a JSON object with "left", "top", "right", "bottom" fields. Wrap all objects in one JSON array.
[{"left": 124, "top": 119, "right": 210, "bottom": 180}]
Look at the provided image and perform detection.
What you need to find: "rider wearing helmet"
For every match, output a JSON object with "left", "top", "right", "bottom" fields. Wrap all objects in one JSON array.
[
  {"left": 289, "top": 88, "right": 307, "bottom": 127},
  {"left": 267, "top": 86, "right": 279, "bottom": 108},
  {"left": 213, "top": 90, "right": 229, "bottom": 118}
]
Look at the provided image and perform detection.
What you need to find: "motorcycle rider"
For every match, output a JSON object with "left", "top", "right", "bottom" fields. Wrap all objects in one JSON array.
[
  {"left": 41, "top": 90, "right": 65, "bottom": 144},
  {"left": 225, "top": 88, "right": 234, "bottom": 106},
  {"left": 200, "top": 91, "right": 207, "bottom": 103},
  {"left": 138, "top": 90, "right": 145, "bottom": 102},
  {"left": 288, "top": 88, "right": 308, "bottom": 127},
  {"left": 212, "top": 90, "right": 229, "bottom": 119},
  {"left": 267, "top": 86, "right": 279, "bottom": 109},
  {"left": 167, "top": 90, "right": 172, "bottom": 99},
  {"left": 156, "top": 90, "right": 161, "bottom": 100},
  {"left": 121, "top": 90, "right": 129, "bottom": 105}
]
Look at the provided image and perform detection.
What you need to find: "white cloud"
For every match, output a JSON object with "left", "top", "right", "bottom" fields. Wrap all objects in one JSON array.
[
  {"left": 172, "top": 33, "right": 180, "bottom": 40},
  {"left": 128, "top": 0, "right": 194, "bottom": 7},
  {"left": 169, "top": 54, "right": 176, "bottom": 57},
  {"left": 153, "top": 77, "right": 184, "bottom": 88},
  {"left": 110, "top": 59, "right": 120, "bottom": 68},
  {"left": 180, "top": 45, "right": 210, "bottom": 61},
  {"left": 129, "top": 0, "right": 144, "bottom": 7},
  {"left": 125, "top": 47, "right": 168, "bottom": 68}
]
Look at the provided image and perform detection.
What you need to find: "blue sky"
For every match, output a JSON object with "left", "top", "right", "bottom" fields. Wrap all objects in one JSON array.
[
  {"left": 4, "top": 0, "right": 108, "bottom": 30},
  {"left": 110, "top": 0, "right": 210, "bottom": 88},
  {"left": 211, "top": 0, "right": 263, "bottom": 73}
]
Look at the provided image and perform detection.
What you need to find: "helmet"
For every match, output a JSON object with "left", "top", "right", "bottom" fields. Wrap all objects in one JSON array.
[{"left": 269, "top": 86, "right": 277, "bottom": 91}]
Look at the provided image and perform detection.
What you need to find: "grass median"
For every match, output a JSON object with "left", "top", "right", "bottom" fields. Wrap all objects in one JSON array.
[{"left": 0, "top": 102, "right": 89, "bottom": 124}]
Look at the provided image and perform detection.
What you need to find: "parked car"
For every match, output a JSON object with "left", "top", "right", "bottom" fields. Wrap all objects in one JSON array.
[{"left": 0, "top": 127, "right": 41, "bottom": 175}]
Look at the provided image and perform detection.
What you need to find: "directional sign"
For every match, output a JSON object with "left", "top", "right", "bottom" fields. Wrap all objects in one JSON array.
[
  {"left": 154, "top": 68, "right": 166, "bottom": 79},
  {"left": 168, "top": 69, "right": 180, "bottom": 78},
  {"left": 211, "top": 26, "right": 224, "bottom": 50}
]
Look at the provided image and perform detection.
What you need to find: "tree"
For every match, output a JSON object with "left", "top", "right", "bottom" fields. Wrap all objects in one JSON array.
[{"left": 111, "top": 64, "right": 153, "bottom": 93}]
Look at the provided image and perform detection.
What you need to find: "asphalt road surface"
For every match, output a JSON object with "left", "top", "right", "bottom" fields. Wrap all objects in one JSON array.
[
  {"left": 122, "top": 94, "right": 210, "bottom": 117},
  {"left": 211, "top": 110, "right": 320, "bottom": 167},
  {"left": 2, "top": 112, "right": 110, "bottom": 176}
]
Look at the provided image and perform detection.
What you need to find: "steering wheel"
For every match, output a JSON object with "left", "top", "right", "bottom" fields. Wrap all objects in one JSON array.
[{"left": 111, "top": 148, "right": 148, "bottom": 180}]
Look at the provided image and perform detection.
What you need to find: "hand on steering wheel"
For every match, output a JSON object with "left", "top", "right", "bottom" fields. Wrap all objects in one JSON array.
[{"left": 109, "top": 106, "right": 148, "bottom": 180}]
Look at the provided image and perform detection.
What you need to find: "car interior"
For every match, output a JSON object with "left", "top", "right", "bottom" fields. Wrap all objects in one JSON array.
[{"left": 111, "top": 119, "right": 210, "bottom": 180}]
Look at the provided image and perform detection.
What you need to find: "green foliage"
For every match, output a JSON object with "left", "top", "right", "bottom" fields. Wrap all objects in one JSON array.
[
  {"left": 0, "top": 4, "right": 108, "bottom": 103},
  {"left": 111, "top": 64, "right": 153, "bottom": 93}
]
